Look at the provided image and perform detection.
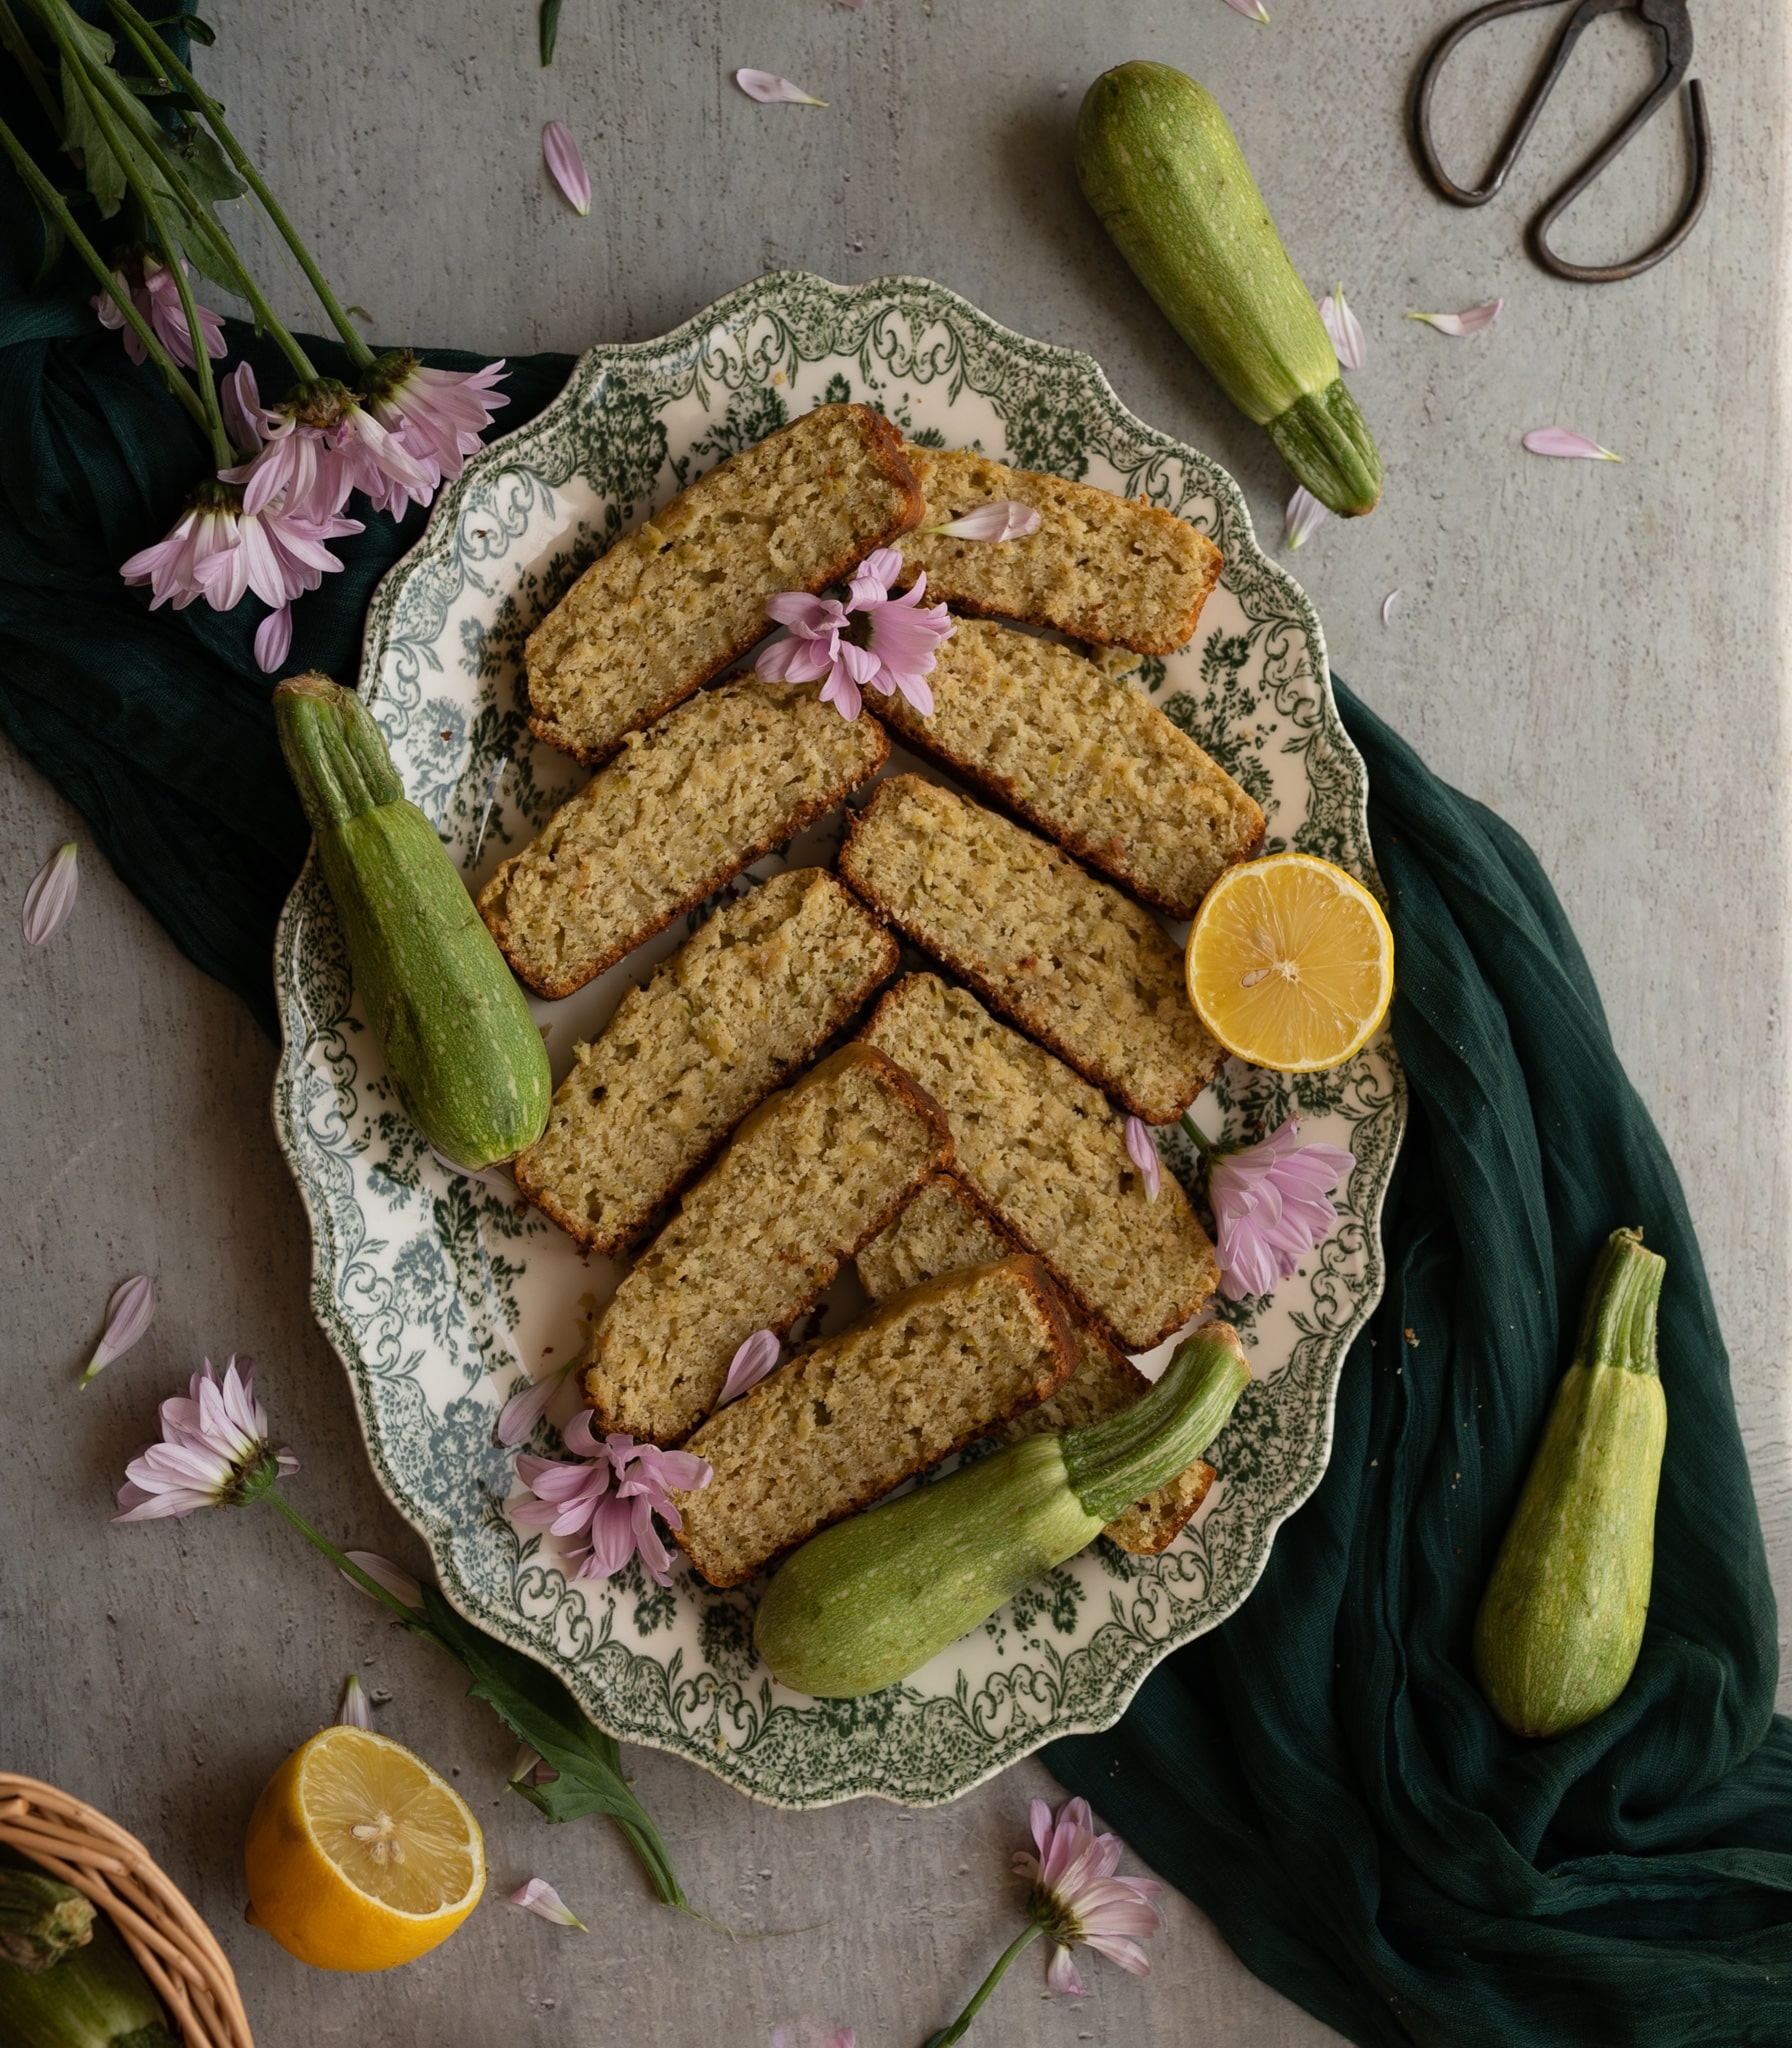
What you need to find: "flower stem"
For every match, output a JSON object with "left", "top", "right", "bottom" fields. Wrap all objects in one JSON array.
[
  {"left": 102, "top": 0, "right": 373, "bottom": 372},
  {"left": 0, "top": 0, "right": 61, "bottom": 128},
  {"left": 262, "top": 1489, "right": 433, "bottom": 1635},
  {"left": 1181, "top": 1111, "right": 1216, "bottom": 1159},
  {"left": 922, "top": 1923, "right": 1042, "bottom": 2048},
  {"left": 0, "top": 111, "right": 209, "bottom": 432}
]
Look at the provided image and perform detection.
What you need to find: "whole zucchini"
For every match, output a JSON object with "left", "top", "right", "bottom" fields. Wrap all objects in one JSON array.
[
  {"left": 1473, "top": 1228, "right": 1668, "bottom": 1739},
  {"left": 1075, "top": 61, "right": 1383, "bottom": 517},
  {"left": 755, "top": 1325, "right": 1251, "bottom": 1698},
  {"left": 274, "top": 674, "right": 551, "bottom": 1169}
]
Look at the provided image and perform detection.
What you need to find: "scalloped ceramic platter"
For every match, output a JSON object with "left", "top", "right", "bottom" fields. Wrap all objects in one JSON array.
[{"left": 273, "top": 272, "right": 1406, "bottom": 1810}]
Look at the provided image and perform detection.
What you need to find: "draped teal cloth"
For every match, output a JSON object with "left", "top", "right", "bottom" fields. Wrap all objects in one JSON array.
[{"left": 6, "top": 100, "right": 1790, "bottom": 2043}]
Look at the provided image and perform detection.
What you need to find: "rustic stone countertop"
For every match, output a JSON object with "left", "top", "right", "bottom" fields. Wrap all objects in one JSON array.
[{"left": 3, "top": 1, "right": 1785, "bottom": 2043}]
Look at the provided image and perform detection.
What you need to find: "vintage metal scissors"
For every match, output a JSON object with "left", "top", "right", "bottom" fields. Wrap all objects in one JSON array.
[{"left": 1414, "top": 0, "right": 1710, "bottom": 282}]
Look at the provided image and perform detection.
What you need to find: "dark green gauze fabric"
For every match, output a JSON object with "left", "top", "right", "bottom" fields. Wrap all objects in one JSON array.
[{"left": 5, "top": 123, "right": 1791, "bottom": 2042}]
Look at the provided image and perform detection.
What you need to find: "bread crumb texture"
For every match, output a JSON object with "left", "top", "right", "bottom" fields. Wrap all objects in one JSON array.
[
  {"left": 896, "top": 444, "right": 1220, "bottom": 653},
  {"left": 840, "top": 775, "right": 1224, "bottom": 1123},
  {"left": 526, "top": 404, "right": 922, "bottom": 762},
  {"left": 873, "top": 618, "right": 1263, "bottom": 919},
  {"left": 861, "top": 974, "right": 1217, "bottom": 1352},
  {"left": 857, "top": 1176, "right": 1212, "bottom": 1553},
  {"left": 514, "top": 870, "right": 898, "bottom": 1253},
  {"left": 581, "top": 1043, "right": 951, "bottom": 1445},
  {"left": 477, "top": 679, "right": 887, "bottom": 998},
  {"left": 672, "top": 1254, "right": 1074, "bottom": 1587}
]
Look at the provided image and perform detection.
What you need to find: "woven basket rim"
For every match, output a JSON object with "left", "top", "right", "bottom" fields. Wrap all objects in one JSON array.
[{"left": 0, "top": 1772, "right": 253, "bottom": 2048}]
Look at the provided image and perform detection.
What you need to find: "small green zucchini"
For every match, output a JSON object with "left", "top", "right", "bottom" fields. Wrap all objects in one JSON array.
[
  {"left": 1474, "top": 1228, "right": 1668, "bottom": 1739},
  {"left": 274, "top": 674, "right": 551, "bottom": 1170},
  {"left": 755, "top": 1324, "right": 1251, "bottom": 1698},
  {"left": 1075, "top": 61, "right": 1383, "bottom": 517},
  {"left": 0, "top": 1857, "right": 180, "bottom": 2048}
]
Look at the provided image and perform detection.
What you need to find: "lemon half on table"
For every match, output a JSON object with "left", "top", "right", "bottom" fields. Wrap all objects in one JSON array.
[
  {"left": 1186, "top": 852, "right": 1394, "bottom": 1073},
  {"left": 244, "top": 1726, "right": 485, "bottom": 1971}
]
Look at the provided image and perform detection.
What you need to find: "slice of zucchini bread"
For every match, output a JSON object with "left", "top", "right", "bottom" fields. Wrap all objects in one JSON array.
[
  {"left": 894, "top": 443, "right": 1220, "bottom": 653},
  {"left": 870, "top": 618, "right": 1264, "bottom": 919},
  {"left": 839, "top": 775, "right": 1224, "bottom": 1124},
  {"left": 581, "top": 1044, "right": 952, "bottom": 1445},
  {"left": 526, "top": 403, "right": 923, "bottom": 763},
  {"left": 477, "top": 679, "right": 888, "bottom": 999},
  {"left": 856, "top": 1175, "right": 1214, "bottom": 1554},
  {"left": 859, "top": 974, "right": 1217, "bottom": 1353},
  {"left": 513, "top": 869, "right": 898, "bottom": 1254},
  {"left": 672, "top": 1255, "right": 1074, "bottom": 1587}
]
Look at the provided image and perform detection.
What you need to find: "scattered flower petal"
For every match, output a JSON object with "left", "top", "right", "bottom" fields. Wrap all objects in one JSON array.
[
  {"left": 719, "top": 1329, "right": 781, "bottom": 1406},
  {"left": 337, "top": 1674, "right": 372, "bottom": 1729},
  {"left": 254, "top": 605, "right": 293, "bottom": 675},
  {"left": 771, "top": 2028, "right": 858, "bottom": 2048},
  {"left": 1283, "top": 485, "right": 1328, "bottom": 551},
  {"left": 1523, "top": 426, "right": 1621, "bottom": 462},
  {"left": 112, "top": 1356, "right": 297, "bottom": 1521},
  {"left": 1380, "top": 589, "right": 1401, "bottom": 626},
  {"left": 340, "top": 1550, "right": 426, "bottom": 1611},
  {"left": 735, "top": 68, "right": 827, "bottom": 106},
  {"left": 496, "top": 1357, "right": 578, "bottom": 1448},
  {"left": 1405, "top": 299, "right": 1504, "bottom": 337},
  {"left": 1222, "top": 0, "right": 1270, "bottom": 17},
  {"left": 1208, "top": 1117, "right": 1354, "bottom": 1300},
  {"left": 512, "top": 1419, "right": 711, "bottom": 1587},
  {"left": 1124, "top": 1116, "right": 1161, "bottom": 1203},
  {"left": 508, "top": 1743, "right": 558, "bottom": 1787},
  {"left": 22, "top": 842, "right": 78, "bottom": 945},
  {"left": 1318, "top": 284, "right": 1366, "bottom": 371},
  {"left": 542, "top": 121, "right": 592, "bottom": 215},
  {"left": 83, "top": 1274, "right": 156, "bottom": 1385},
  {"left": 507, "top": 1877, "right": 587, "bottom": 1930},
  {"left": 920, "top": 500, "right": 1042, "bottom": 542},
  {"left": 1015, "top": 1796, "right": 1162, "bottom": 1998}
]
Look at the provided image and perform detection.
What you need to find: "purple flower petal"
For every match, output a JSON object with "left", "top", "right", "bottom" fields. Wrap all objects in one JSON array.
[
  {"left": 254, "top": 605, "right": 293, "bottom": 676},
  {"left": 735, "top": 68, "right": 827, "bottom": 106},
  {"left": 1317, "top": 285, "right": 1366, "bottom": 372},
  {"left": 83, "top": 1274, "right": 156, "bottom": 1384},
  {"left": 507, "top": 1877, "right": 587, "bottom": 1930},
  {"left": 1209, "top": 1117, "right": 1352, "bottom": 1301},
  {"left": 496, "top": 1359, "right": 577, "bottom": 1447},
  {"left": 1406, "top": 299, "right": 1503, "bottom": 338},
  {"left": 1523, "top": 426, "right": 1621, "bottom": 462},
  {"left": 22, "top": 842, "right": 78, "bottom": 945},
  {"left": 1380, "top": 589, "right": 1401, "bottom": 627},
  {"left": 541, "top": 121, "right": 592, "bottom": 216},
  {"left": 1283, "top": 485, "right": 1328, "bottom": 551},
  {"left": 1222, "top": 0, "right": 1270, "bottom": 17},
  {"left": 336, "top": 1674, "right": 372, "bottom": 1729},
  {"left": 1124, "top": 1116, "right": 1161, "bottom": 1203},
  {"left": 340, "top": 1550, "right": 426, "bottom": 1611},
  {"left": 719, "top": 1328, "right": 780, "bottom": 1405},
  {"left": 921, "top": 500, "right": 1042, "bottom": 543}
]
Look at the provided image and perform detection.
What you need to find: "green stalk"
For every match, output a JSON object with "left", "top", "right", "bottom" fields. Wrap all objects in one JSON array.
[
  {"left": 922, "top": 1924, "right": 1043, "bottom": 2048},
  {"left": 34, "top": 0, "right": 318, "bottom": 381},
  {"left": 0, "top": 110, "right": 210, "bottom": 429},
  {"left": 0, "top": 0, "right": 61, "bottom": 127},
  {"left": 1574, "top": 1226, "right": 1663, "bottom": 1377},
  {"left": 1062, "top": 1327, "right": 1251, "bottom": 1523},
  {"left": 103, "top": 0, "right": 373, "bottom": 371},
  {"left": 263, "top": 1490, "right": 433, "bottom": 1634},
  {"left": 275, "top": 673, "right": 405, "bottom": 825}
]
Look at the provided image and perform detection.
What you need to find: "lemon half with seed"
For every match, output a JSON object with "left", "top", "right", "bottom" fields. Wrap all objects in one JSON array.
[
  {"left": 1186, "top": 853, "right": 1394, "bottom": 1072},
  {"left": 244, "top": 1726, "right": 484, "bottom": 1971}
]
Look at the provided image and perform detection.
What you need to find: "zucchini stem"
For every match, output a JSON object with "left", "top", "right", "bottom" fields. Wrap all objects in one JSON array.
[
  {"left": 1574, "top": 1227, "right": 1664, "bottom": 1377},
  {"left": 1061, "top": 1325, "right": 1250, "bottom": 1525},
  {"left": 274, "top": 675, "right": 406, "bottom": 831}
]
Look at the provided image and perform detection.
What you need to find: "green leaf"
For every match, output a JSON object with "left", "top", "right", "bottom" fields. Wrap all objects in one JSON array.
[
  {"left": 169, "top": 123, "right": 245, "bottom": 201},
  {"left": 539, "top": 0, "right": 562, "bottom": 64},
  {"left": 149, "top": 12, "right": 218, "bottom": 44},
  {"left": 417, "top": 1586, "right": 688, "bottom": 1907},
  {"left": 58, "top": 26, "right": 128, "bottom": 217}
]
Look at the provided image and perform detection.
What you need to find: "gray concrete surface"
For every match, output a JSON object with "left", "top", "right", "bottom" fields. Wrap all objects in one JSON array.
[{"left": 3, "top": 1, "right": 1787, "bottom": 2044}]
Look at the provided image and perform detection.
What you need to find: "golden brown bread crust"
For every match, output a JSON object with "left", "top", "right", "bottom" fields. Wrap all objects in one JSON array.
[
  {"left": 526, "top": 404, "right": 924, "bottom": 764},
  {"left": 671, "top": 1254, "right": 1076, "bottom": 1588}
]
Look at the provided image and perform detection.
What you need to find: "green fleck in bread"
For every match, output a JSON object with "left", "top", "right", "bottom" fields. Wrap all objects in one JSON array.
[
  {"left": 527, "top": 404, "right": 924, "bottom": 763},
  {"left": 860, "top": 974, "right": 1217, "bottom": 1353},
  {"left": 581, "top": 1044, "right": 952, "bottom": 1445},
  {"left": 839, "top": 775, "right": 1224, "bottom": 1124},
  {"left": 856, "top": 1175, "right": 1214, "bottom": 1553},
  {"left": 895, "top": 443, "right": 1220, "bottom": 653},
  {"left": 870, "top": 618, "right": 1264, "bottom": 919},
  {"left": 672, "top": 1255, "right": 1075, "bottom": 1587},
  {"left": 478, "top": 679, "right": 888, "bottom": 999},
  {"left": 514, "top": 870, "right": 899, "bottom": 1254}
]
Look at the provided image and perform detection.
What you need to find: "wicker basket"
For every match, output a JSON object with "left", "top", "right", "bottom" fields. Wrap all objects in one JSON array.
[{"left": 0, "top": 1773, "right": 253, "bottom": 2048}]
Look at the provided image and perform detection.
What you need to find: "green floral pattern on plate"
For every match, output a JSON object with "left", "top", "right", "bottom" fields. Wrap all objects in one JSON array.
[{"left": 271, "top": 272, "right": 1406, "bottom": 1809}]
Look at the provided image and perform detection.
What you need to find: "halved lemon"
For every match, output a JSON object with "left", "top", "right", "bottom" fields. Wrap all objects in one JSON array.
[
  {"left": 1186, "top": 853, "right": 1394, "bottom": 1072},
  {"left": 243, "top": 1726, "right": 484, "bottom": 1971}
]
